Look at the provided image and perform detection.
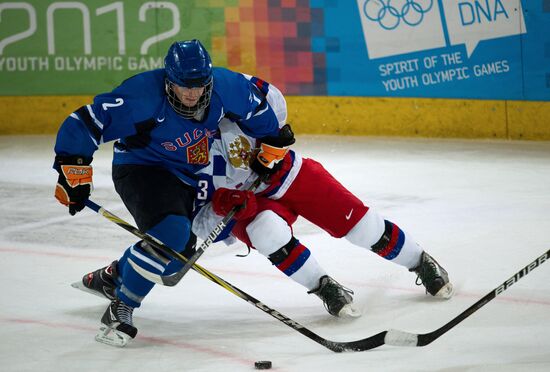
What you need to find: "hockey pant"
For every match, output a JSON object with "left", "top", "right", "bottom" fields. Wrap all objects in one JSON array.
[
  {"left": 231, "top": 158, "right": 423, "bottom": 290},
  {"left": 112, "top": 165, "right": 197, "bottom": 308}
]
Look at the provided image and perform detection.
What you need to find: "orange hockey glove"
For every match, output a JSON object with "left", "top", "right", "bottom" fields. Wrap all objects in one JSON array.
[
  {"left": 251, "top": 124, "right": 295, "bottom": 175},
  {"left": 54, "top": 155, "right": 93, "bottom": 215}
]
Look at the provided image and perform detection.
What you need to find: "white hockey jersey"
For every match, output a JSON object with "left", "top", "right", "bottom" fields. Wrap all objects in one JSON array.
[
  {"left": 192, "top": 81, "right": 302, "bottom": 242},
  {"left": 192, "top": 119, "right": 302, "bottom": 242}
]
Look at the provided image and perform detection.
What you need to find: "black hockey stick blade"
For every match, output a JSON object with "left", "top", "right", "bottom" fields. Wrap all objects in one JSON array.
[
  {"left": 384, "top": 248, "right": 550, "bottom": 348},
  {"left": 320, "top": 331, "right": 388, "bottom": 352}
]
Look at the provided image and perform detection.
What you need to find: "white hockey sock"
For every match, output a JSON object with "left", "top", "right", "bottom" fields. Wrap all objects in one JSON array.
[
  {"left": 247, "top": 210, "right": 327, "bottom": 291},
  {"left": 345, "top": 209, "right": 423, "bottom": 270},
  {"left": 288, "top": 253, "right": 327, "bottom": 291}
]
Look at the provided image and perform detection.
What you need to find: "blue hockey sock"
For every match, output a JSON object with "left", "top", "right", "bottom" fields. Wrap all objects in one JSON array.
[{"left": 116, "top": 214, "right": 191, "bottom": 307}]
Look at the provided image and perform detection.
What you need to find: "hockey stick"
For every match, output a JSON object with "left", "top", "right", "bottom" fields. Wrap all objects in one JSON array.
[
  {"left": 157, "top": 174, "right": 268, "bottom": 286},
  {"left": 384, "top": 248, "right": 550, "bottom": 347},
  {"left": 85, "top": 199, "right": 387, "bottom": 352},
  {"left": 85, "top": 175, "right": 265, "bottom": 286},
  {"left": 85, "top": 200, "right": 550, "bottom": 351}
]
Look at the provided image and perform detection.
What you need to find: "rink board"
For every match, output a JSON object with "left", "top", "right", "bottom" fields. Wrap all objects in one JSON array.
[{"left": 1, "top": 95, "right": 549, "bottom": 140}]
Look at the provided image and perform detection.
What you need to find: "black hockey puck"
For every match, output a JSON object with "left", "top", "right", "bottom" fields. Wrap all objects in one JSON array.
[{"left": 254, "top": 360, "right": 272, "bottom": 369}]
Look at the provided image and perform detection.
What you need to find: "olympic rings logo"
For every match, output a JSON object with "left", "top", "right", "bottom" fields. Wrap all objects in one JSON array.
[{"left": 362, "top": 0, "right": 434, "bottom": 30}]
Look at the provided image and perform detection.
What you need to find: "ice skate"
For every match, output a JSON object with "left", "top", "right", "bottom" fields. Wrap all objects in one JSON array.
[
  {"left": 411, "top": 252, "right": 453, "bottom": 299},
  {"left": 308, "top": 275, "right": 361, "bottom": 318},
  {"left": 95, "top": 298, "right": 137, "bottom": 347},
  {"left": 71, "top": 260, "right": 119, "bottom": 300}
]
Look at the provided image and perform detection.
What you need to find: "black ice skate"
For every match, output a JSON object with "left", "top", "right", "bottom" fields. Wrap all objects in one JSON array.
[
  {"left": 410, "top": 252, "right": 453, "bottom": 299},
  {"left": 71, "top": 260, "right": 119, "bottom": 300},
  {"left": 95, "top": 298, "right": 138, "bottom": 347},
  {"left": 308, "top": 275, "right": 361, "bottom": 318}
]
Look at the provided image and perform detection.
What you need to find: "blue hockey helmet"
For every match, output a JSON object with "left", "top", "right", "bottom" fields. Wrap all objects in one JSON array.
[{"left": 164, "top": 40, "right": 213, "bottom": 120}]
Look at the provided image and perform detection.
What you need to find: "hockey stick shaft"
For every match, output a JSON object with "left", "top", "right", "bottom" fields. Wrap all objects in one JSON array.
[
  {"left": 385, "top": 248, "right": 550, "bottom": 347},
  {"left": 85, "top": 199, "right": 386, "bottom": 352},
  {"left": 161, "top": 174, "right": 268, "bottom": 286},
  {"left": 85, "top": 199, "right": 183, "bottom": 263},
  {"left": 85, "top": 175, "right": 265, "bottom": 286}
]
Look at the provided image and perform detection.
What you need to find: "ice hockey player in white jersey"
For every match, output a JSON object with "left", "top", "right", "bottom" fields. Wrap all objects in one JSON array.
[{"left": 193, "top": 78, "right": 454, "bottom": 318}]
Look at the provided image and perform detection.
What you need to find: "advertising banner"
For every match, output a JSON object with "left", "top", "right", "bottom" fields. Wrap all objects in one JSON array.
[
  {"left": 0, "top": 0, "right": 548, "bottom": 100},
  {"left": 345, "top": 0, "right": 545, "bottom": 99}
]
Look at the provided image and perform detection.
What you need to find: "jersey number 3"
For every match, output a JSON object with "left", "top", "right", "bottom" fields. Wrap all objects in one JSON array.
[{"left": 197, "top": 180, "right": 209, "bottom": 200}]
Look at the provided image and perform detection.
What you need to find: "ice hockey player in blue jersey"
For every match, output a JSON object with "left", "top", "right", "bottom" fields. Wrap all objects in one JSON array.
[{"left": 53, "top": 39, "right": 286, "bottom": 347}]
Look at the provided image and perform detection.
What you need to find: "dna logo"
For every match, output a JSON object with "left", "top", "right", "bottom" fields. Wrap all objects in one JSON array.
[{"left": 362, "top": 0, "right": 434, "bottom": 30}]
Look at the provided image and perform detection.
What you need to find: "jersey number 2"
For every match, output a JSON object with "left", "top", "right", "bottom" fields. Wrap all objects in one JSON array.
[{"left": 102, "top": 98, "right": 124, "bottom": 111}]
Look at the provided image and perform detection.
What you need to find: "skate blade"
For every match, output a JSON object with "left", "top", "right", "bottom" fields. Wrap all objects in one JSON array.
[
  {"left": 338, "top": 303, "right": 362, "bottom": 318},
  {"left": 95, "top": 325, "right": 132, "bottom": 347},
  {"left": 435, "top": 282, "right": 454, "bottom": 299},
  {"left": 71, "top": 281, "right": 110, "bottom": 300}
]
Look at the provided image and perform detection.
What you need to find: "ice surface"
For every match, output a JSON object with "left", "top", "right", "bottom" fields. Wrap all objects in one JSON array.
[{"left": 1, "top": 135, "right": 549, "bottom": 371}]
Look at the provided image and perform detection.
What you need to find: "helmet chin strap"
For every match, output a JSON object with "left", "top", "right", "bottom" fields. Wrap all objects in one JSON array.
[
  {"left": 192, "top": 106, "right": 206, "bottom": 121},
  {"left": 182, "top": 102, "right": 205, "bottom": 121}
]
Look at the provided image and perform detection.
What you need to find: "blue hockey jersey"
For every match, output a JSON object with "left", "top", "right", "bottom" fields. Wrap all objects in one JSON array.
[{"left": 54, "top": 68, "right": 280, "bottom": 186}]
